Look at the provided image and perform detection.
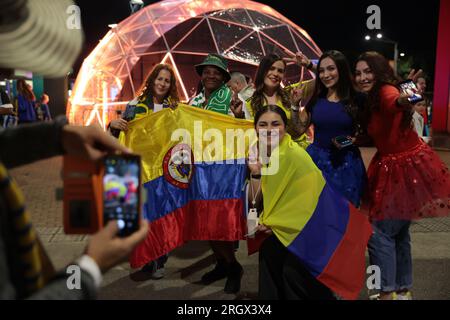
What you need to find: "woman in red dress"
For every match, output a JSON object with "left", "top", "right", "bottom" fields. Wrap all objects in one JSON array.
[{"left": 355, "top": 52, "right": 450, "bottom": 300}]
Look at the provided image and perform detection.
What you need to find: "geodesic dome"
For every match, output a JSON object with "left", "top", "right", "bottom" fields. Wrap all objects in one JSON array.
[{"left": 68, "top": 0, "right": 321, "bottom": 127}]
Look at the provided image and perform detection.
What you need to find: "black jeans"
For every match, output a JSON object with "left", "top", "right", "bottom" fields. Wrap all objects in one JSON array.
[{"left": 258, "top": 235, "right": 336, "bottom": 300}]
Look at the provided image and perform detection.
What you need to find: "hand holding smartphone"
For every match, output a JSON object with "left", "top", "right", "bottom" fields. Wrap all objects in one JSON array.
[
  {"left": 103, "top": 154, "right": 141, "bottom": 237},
  {"left": 398, "top": 80, "right": 424, "bottom": 104}
]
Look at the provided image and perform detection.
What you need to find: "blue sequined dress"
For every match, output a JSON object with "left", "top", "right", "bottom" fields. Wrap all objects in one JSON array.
[{"left": 306, "top": 98, "right": 367, "bottom": 207}]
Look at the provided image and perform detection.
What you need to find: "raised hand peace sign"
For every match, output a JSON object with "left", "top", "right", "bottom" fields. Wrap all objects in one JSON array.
[{"left": 283, "top": 51, "right": 311, "bottom": 68}]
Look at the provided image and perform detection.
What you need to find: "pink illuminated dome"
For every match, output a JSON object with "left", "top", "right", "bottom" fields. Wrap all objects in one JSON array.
[{"left": 68, "top": 0, "right": 322, "bottom": 126}]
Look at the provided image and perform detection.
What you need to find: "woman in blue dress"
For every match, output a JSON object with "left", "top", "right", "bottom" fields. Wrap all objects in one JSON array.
[{"left": 295, "top": 50, "right": 367, "bottom": 207}]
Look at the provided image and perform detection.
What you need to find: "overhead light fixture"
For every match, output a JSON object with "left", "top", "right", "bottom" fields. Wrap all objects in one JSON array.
[{"left": 130, "top": 0, "right": 144, "bottom": 14}]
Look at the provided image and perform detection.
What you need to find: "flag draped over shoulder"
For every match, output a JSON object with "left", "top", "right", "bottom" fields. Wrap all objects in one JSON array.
[
  {"left": 260, "top": 134, "right": 372, "bottom": 300},
  {"left": 119, "top": 104, "right": 256, "bottom": 268}
]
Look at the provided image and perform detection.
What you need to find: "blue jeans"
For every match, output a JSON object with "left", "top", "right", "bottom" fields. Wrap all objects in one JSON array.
[{"left": 368, "top": 220, "right": 413, "bottom": 292}]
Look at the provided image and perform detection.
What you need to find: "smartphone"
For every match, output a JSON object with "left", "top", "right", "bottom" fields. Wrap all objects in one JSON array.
[
  {"left": 103, "top": 154, "right": 141, "bottom": 237},
  {"left": 333, "top": 135, "right": 353, "bottom": 149},
  {"left": 398, "top": 80, "right": 424, "bottom": 104}
]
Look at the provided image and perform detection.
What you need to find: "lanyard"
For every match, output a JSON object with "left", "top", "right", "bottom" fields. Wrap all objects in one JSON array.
[{"left": 250, "top": 176, "right": 261, "bottom": 209}]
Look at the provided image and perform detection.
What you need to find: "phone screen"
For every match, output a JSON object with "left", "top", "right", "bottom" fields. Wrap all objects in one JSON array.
[
  {"left": 103, "top": 155, "right": 141, "bottom": 237},
  {"left": 334, "top": 135, "right": 353, "bottom": 148},
  {"left": 399, "top": 80, "right": 424, "bottom": 104}
]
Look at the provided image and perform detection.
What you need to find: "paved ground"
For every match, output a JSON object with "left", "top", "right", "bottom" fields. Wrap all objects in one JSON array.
[{"left": 9, "top": 148, "right": 450, "bottom": 300}]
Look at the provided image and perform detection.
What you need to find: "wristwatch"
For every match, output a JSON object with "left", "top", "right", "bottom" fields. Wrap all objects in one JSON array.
[{"left": 251, "top": 173, "right": 262, "bottom": 180}]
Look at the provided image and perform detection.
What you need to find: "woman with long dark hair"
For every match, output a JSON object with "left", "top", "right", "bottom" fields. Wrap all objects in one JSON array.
[
  {"left": 296, "top": 50, "right": 367, "bottom": 207},
  {"left": 16, "top": 79, "right": 37, "bottom": 124},
  {"left": 245, "top": 53, "right": 313, "bottom": 149},
  {"left": 108, "top": 64, "right": 179, "bottom": 137},
  {"left": 355, "top": 51, "right": 450, "bottom": 300}
]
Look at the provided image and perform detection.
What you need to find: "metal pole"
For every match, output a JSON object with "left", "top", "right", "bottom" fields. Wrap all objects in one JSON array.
[{"left": 394, "top": 41, "right": 399, "bottom": 76}]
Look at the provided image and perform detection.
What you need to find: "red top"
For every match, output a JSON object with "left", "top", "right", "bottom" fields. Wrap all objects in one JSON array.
[{"left": 367, "top": 84, "right": 420, "bottom": 154}]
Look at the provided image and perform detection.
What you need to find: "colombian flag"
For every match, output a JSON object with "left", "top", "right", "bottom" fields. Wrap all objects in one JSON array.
[
  {"left": 257, "top": 134, "right": 372, "bottom": 300},
  {"left": 119, "top": 104, "right": 256, "bottom": 268}
]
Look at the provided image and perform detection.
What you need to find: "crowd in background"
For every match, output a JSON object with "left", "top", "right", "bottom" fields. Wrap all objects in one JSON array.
[{"left": 0, "top": 80, "right": 52, "bottom": 129}]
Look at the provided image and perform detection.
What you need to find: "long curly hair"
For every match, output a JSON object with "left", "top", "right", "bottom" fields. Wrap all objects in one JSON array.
[
  {"left": 250, "top": 54, "right": 290, "bottom": 114},
  {"left": 17, "top": 79, "right": 36, "bottom": 101},
  {"left": 305, "top": 50, "right": 361, "bottom": 133},
  {"left": 137, "top": 64, "right": 179, "bottom": 103},
  {"left": 356, "top": 51, "right": 412, "bottom": 130}
]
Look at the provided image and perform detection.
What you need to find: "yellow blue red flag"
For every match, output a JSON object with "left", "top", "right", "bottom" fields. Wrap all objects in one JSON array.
[
  {"left": 258, "top": 134, "right": 372, "bottom": 300},
  {"left": 119, "top": 104, "right": 256, "bottom": 268}
]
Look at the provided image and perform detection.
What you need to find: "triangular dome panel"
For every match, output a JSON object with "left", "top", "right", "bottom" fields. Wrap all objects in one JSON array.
[
  {"left": 247, "top": 10, "right": 283, "bottom": 29},
  {"left": 171, "top": 53, "right": 208, "bottom": 97},
  {"left": 209, "top": 19, "right": 253, "bottom": 54},
  {"left": 163, "top": 18, "right": 203, "bottom": 48},
  {"left": 291, "top": 30, "right": 321, "bottom": 59},
  {"left": 209, "top": 9, "right": 254, "bottom": 27},
  {"left": 260, "top": 33, "right": 290, "bottom": 58},
  {"left": 225, "top": 32, "right": 264, "bottom": 63},
  {"left": 261, "top": 26, "right": 298, "bottom": 54},
  {"left": 172, "top": 20, "right": 217, "bottom": 53}
]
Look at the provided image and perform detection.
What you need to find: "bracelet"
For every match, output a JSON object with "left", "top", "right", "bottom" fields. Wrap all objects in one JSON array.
[
  {"left": 291, "top": 104, "right": 300, "bottom": 112},
  {"left": 251, "top": 173, "right": 262, "bottom": 180}
]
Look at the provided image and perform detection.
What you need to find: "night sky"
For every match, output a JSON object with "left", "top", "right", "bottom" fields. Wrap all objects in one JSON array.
[{"left": 74, "top": 0, "right": 440, "bottom": 83}]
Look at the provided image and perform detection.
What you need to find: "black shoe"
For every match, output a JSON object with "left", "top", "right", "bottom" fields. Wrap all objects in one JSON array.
[
  {"left": 141, "top": 260, "right": 165, "bottom": 280},
  {"left": 201, "top": 259, "right": 228, "bottom": 284},
  {"left": 233, "top": 241, "right": 240, "bottom": 252},
  {"left": 141, "top": 261, "right": 157, "bottom": 273},
  {"left": 224, "top": 261, "right": 243, "bottom": 294}
]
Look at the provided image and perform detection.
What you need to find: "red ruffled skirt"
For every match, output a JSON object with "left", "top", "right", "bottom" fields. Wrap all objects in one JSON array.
[{"left": 363, "top": 142, "right": 450, "bottom": 221}]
